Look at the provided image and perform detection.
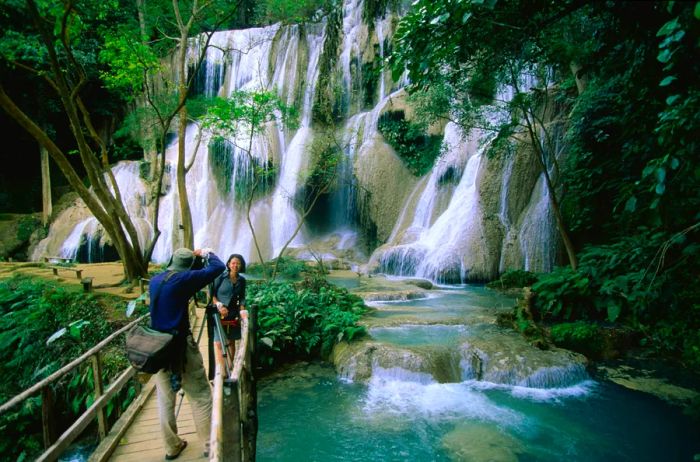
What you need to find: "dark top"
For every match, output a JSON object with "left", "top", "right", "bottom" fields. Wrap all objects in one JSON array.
[
  {"left": 150, "top": 253, "right": 225, "bottom": 333},
  {"left": 213, "top": 272, "right": 246, "bottom": 321}
]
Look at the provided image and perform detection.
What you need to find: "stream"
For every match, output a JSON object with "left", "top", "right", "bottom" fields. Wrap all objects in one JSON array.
[{"left": 256, "top": 278, "right": 700, "bottom": 461}]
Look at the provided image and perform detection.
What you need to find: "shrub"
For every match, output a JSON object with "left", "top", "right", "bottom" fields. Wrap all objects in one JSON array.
[
  {"left": 487, "top": 270, "right": 537, "bottom": 290},
  {"left": 0, "top": 276, "right": 136, "bottom": 461},
  {"left": 249, "top": 275, "right": 368, "bottom": 369},
  {"left": 377, "top": 110, "right": 442, "bottom": 176},
  {"left": 550, "top": 321, "right": 601, "bottom": 357}
]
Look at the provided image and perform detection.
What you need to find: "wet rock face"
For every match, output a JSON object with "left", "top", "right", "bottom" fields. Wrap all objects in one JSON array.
[
  {"left": 459, "top": 333, "right": 589, "bottom": 387},
  {"left": 0, "top": 213, "right": 42, "bottom": 260},
  {"left": 332, "top": 327, "right": 589, "bottom": 388}
]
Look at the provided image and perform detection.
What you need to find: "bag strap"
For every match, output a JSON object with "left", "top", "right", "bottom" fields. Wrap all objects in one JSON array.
[
  {"left": 210, "top": 272, "right": 225, "bottom": 302},
  {"left": 152, "top": 271, "right": 176, "bottom": 309}
]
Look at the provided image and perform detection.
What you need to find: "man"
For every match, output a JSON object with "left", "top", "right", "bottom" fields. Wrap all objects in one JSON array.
[{"left": 150, "top": 247, "right": 225, "bottom": 460}]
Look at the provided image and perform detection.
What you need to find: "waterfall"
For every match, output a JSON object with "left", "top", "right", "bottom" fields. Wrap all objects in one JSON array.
[
  {"left": 40, "top": 0, "right": 561, "bottom": 279},
  {"left": 377, "top": 124, "right": 489, "bottom": 283},
  {"left": 270, "top": 25, "right": 326, "bottom": 256}
]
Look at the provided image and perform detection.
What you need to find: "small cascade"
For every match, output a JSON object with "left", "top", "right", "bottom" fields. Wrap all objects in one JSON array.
[
  {"left": 518, "top": 176, "right": 557, "bottom": 272},
  {"left": 60, "top": 218, "right": 96, "bottom": 260},
  {"left": 270, "top": 24, "right": 326, "bottom": 255},
  {"left": 339, "top": 0, "right": 364, "bottom": 116},
  {"left": 377, "top": 126, "right": 488, "bottom": 283}
]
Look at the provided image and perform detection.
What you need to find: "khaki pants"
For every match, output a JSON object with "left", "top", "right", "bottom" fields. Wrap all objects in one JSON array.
[{"left": 155, "top": 334, "right": 212, "bottom": 456}]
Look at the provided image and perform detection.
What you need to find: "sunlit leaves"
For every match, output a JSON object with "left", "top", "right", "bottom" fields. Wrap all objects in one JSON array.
[
  {"left": 99, "top": 33, "right": 161, "bottom": 98},
  {"left": 200, "top": 90, "right": 298, "bottom": 142}
]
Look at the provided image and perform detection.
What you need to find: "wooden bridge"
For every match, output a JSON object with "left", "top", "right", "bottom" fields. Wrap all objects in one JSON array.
[{"left": 0, "top": 302, "right": 257, "bottom": 462}]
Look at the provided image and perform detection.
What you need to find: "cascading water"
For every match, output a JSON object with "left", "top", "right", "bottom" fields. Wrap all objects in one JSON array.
[
  {"left": 38, "top": 0, "right": 561, "bottom": 281},
  {"left": 376, "top": 124, "right": 491, "bottom": 283}
]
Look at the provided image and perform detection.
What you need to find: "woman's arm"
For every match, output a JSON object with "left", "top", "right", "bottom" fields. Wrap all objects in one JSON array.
[{"left": 212, "top": 295, "right": 229, "bottom": 318}]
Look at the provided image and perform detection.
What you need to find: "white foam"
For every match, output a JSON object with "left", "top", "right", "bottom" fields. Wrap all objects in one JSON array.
[{"left": 363, "top": 376, "right": 524, "bottom": 426}]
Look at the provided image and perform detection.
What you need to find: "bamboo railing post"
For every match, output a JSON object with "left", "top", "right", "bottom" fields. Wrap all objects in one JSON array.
[
  {"left": 41, "top": 386, "right": 56, "bottom": 448},
  {"left": 248, "top": 305, "right": 258, "bottom": 461},
  {"left": 91, "top": 353, "right": 107, "bottom": 439},
  {"left": 223, "top": 378, "right": 241, "bottom": 462}
]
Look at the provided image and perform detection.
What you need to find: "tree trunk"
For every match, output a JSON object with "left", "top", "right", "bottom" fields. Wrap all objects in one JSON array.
[
  {"left": 176, "top": 42, "right": 194, "bottom": 249},
  {"left": 0, "top": 84, "right": 148, "bottom": 281},
  {"left": 40, "top": 144, "right": 52, "bottom": 226}
]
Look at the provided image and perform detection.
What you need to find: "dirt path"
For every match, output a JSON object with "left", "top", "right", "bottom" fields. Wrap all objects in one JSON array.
[{"left": 0, "top": 261, "right": 157, "bottom": 299}]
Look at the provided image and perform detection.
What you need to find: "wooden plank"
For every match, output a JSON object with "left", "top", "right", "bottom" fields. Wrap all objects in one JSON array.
[
  {"left": 41, "top": 386, "right": 56, "bottom": 448},
  {"left": 105, "top": 307, "right": 211, "bottom": 462},
  {"left": 88, "top": 379, "right": 156, "bottom": 462}
]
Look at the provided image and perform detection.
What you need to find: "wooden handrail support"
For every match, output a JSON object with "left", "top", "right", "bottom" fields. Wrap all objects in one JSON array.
[
  {"left": 139, "top": 277, "right": 150, "bottom": 294},
  {"left": 0, "top": 313, "right": 150, "bottom": 461},
  {"left": 210, "top": 311, "right": 252, "bottom": 462}
]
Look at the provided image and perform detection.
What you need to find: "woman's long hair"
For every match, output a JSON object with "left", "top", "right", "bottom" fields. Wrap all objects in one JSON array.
[{"left": 226, "top": 253, "right": 246, "bottom": 273}]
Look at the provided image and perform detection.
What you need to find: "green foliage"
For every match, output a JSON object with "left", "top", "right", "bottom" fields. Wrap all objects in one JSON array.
[
  {"left": 549, "top": 321, "right": 601, "bottom": 355},
  {"left": 248, "top": 256, "right": 311, "bottom": 280},
  {"left": 99, "top": 32, "right": 161, "bottom": 100},
  {"left": 16, "top": 215, "right": 41, "bottom": 243},
  {"left": 0, "top": 276, "right": 136, "bottom": 461},
  {"left": 253, "top": 0, "right": 334, "bottom": 25},
  {"left": 531, "top": 267, "right": 591, "bottom": 322},
  {"left": 377, "top": 110, "right": 442, "bottom": 176},
  {"left": 362, "top": 0, "right": 402, "bottom": 23},
  {"left": 249, "top": 275, "right": 368, "bottom": 369},
  {"left": 531, "top": 226, "right": 700, "bottom": 366},
  {"left": 486, "top": 270, "right": 537, "bottom": 290},
  {"left": 201, "top": 91, "right": 298, "bottom": 142}
]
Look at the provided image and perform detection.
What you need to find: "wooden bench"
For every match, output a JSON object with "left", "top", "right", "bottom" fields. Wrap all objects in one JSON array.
[
  {"left": 49, "top": 266, "right": 83, "bottom": 279},
  {"left": 81, "top": 277, "right": 94, "bottom": 292},
  {"left": 44, "top": 256, "right": 73, "bottom": 264}
]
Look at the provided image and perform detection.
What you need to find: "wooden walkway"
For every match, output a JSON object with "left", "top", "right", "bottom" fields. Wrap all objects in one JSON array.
[{"left": 107, "top": 308, "right": 210, "bottom": 462}]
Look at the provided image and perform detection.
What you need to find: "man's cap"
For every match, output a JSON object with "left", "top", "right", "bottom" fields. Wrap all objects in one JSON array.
[{"left": 167, "top": 248, "right": 194, "bottom": 272}]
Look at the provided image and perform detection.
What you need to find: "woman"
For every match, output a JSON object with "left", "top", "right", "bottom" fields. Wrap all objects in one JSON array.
[{"left": 207, "top": 253, "right": 246, "bottom": 380}]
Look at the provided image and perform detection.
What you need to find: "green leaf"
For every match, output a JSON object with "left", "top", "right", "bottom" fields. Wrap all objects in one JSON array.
[
  {"left": 607, "top": 303, "right": 621, "bottom": 323},
  {"left": 657, "top": 48, "right": 673, "bottom": 63},
  {"left": 670, "top": 157, "right": 680, "bottom": 169},
  {"left": 665, "top": 94, "right": 680, "bottom": 105},
  {"left": 655, "top": 167, "right": 666, "bottom": 183},
  {"left": 659, "top": 75, "right": 676, "bottom": 86},
  {"left": 624, "top": 196, "right": 637, "bottom": 212},
  {"left": 69, "top": 320, "right": 90, "bottom": 340},
  {"left": 430, "top": 13, "right": 450, "bottom": 25},
  {"left": 656, "top": 17, "right": 679, "bottom": 37},
  {"left": 655, "top": 182, "right": 666, "bottom": 195},
  {"left": 695, "top": 2, "right": 700, "bottom": 20},
  {"left": 462, "top": 12, "right": 472, "bottom": 24}
]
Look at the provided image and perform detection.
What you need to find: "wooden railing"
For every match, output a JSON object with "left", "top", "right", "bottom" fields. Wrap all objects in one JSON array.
[
  {"left": 209, "top": 307, "right": 257, "bottom": 462},
  {"left": 0, "top": 314, "right": 149, "bottom": 462}
]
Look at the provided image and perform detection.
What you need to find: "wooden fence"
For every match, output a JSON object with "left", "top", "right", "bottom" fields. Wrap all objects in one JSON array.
[
  {"left": 209, "top": 307, "right": 257, "bottom": 462},
  {"left": 0, "top": 314, "right": 149, "bottom": 462}
]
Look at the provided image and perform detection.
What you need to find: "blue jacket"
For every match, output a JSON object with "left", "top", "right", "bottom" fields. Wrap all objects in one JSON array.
[{"left": 150, "top": 253, "right": 225, "bottom": 333}]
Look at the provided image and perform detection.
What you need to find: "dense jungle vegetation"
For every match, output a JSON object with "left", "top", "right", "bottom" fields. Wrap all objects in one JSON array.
[{"left": 0, "top": 277, "right": 135, "bottom": 461}]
